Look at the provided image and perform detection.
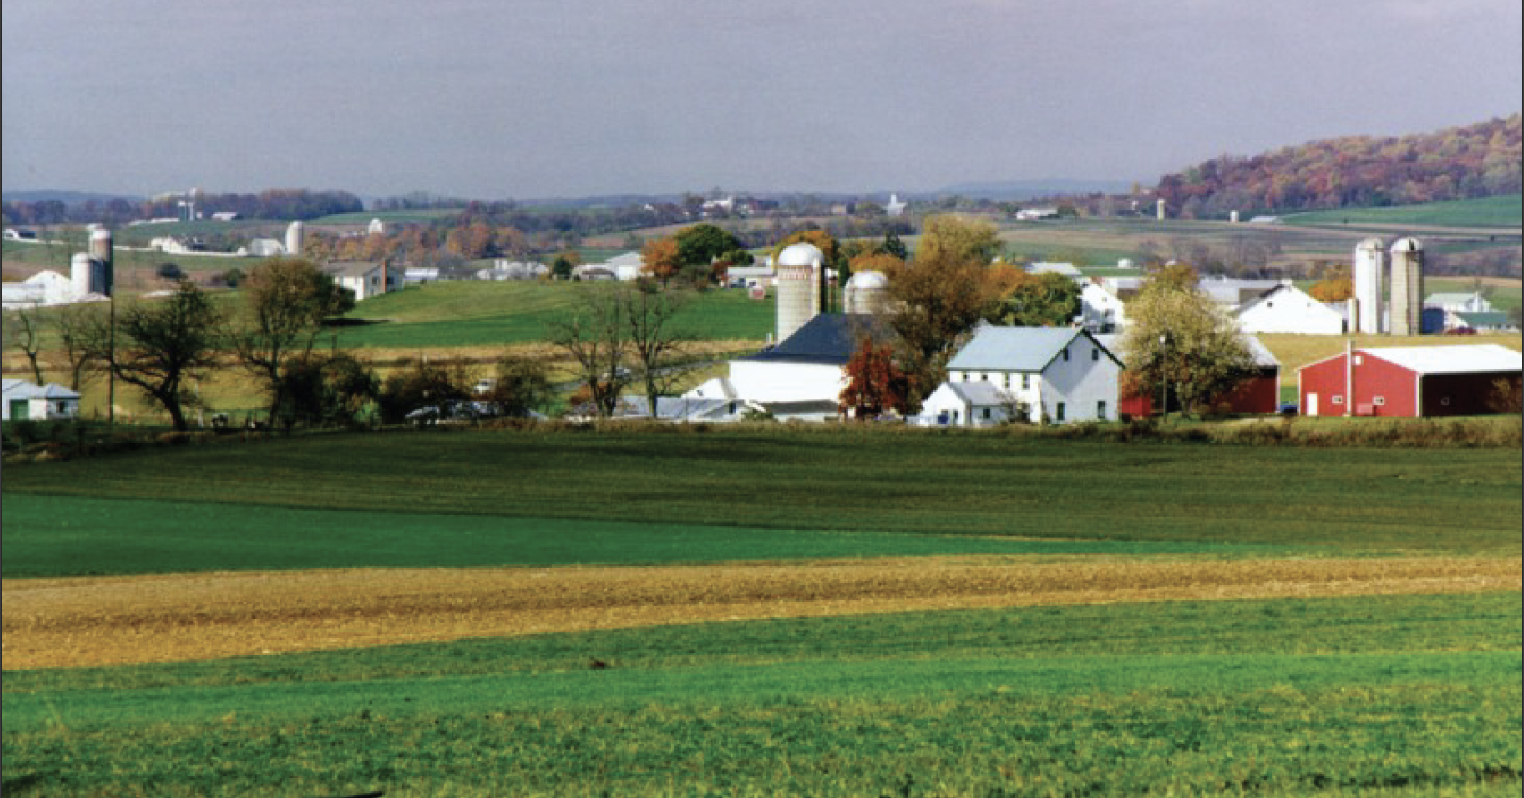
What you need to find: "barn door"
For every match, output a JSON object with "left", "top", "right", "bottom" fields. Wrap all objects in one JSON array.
[
  {"left": 9, "top": 399, "right": 29, "bottom": 421},
  {"left": 1307, "top": 393, "right": 1318, "bottom": 416}
]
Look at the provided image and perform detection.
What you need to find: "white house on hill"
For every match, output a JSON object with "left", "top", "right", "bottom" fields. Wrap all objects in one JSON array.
[
  {"left": 1234, "top": 282, "right": 1346, "bottom": 335},
  {"left": 922, "top": 326, "right": 1122, "bottom": 425},
  {"left": 323, "top": 262, "right": 401, "bottom": 301}
]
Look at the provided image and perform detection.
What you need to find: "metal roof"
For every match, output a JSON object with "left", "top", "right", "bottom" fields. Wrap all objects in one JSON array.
[
  {"left": 947, "top": 381, "right": 1010, "bottom": 405},
  {"left": 1361, "top": 344, "right": 1522, "bottom": 375},
  {"left": 1454, "top": 311, "right": 1510, "bottom": 326},
  {"left": 743, "top": 313, "right": 894, "bottom": 365},
  {"left": 1, "top": 379, "right": 80, "bottom": 400},
  {"left": 948, "top": 326, "right": 1116, "bottom": 372}
]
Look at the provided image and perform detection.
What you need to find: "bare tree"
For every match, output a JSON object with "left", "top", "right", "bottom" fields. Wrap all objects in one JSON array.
[
  {"left": 230, "top": 257, "right": 354, "bottom": 423},
  {"left": 82, "top": 281, "right": 223, "bottom": 431},
  {"left": 50, "top": 302, "right": 106, "bottom": 391},
  {"left": 620, "top": 283, "right": 690, "bottom": 417},
  {"left": 548, "top": 284, "right": 632, "bottom": 418},
  {"left": 4, "top": 307, "right": 46, "bottom": 384}
]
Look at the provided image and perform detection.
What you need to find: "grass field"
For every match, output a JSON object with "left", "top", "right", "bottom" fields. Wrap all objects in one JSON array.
[
  {"left": 5, "top": 428, "right": 1520, "bottom": 553},
  {"left": 4, "top": 593, "right": 1518, "bottom": 796},
  {"left": 308, "top": 209, "right": 466, "bottom": 225},
  {"left": 333, "top": 281, "right": 774, "bottom": 347},
  {"left": 1283, "top": 194, "right": 1524, "bottom": 230}
]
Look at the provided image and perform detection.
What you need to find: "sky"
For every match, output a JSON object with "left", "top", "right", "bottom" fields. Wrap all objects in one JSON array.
[{"left": 3, "top": 0, "right": 1520, "bottom": 200}]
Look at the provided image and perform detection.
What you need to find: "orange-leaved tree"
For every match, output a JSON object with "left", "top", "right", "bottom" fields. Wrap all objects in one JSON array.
[
  {"left": 641, "top": 237, "right": 681, "bottom": 283},
  {"left": 839, "top": 337, "right": 912, "bottom": 419}
]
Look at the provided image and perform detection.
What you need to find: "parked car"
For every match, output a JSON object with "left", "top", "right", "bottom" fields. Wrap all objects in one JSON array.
[{"left": 1278, "top": 402, "right": 1298, "bottom": 417}]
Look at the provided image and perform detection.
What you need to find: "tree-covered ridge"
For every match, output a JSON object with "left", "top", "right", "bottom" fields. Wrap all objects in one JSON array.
[{"left": 1155, "top": 114, "right": 1521, "bottom": 218}]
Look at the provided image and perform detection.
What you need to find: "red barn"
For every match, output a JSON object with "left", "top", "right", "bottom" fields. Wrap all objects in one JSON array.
[
  {"left": 1114, "top": 334, "right": 1281, "bottom": 417},
  {"left": 1298, "top": 344, "right": 1522, "bottom": 418}
]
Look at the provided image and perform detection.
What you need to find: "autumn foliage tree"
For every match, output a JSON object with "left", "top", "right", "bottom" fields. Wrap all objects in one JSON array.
[
  {"left": 641, "top": 236, "right": 681, "bottom": 283},
  {"left": 1120, "top": 277, "right": 1255, "bottom": 417},
  {"left": 1309, "top": 267, "right": 1354, "bottom": 302},
  {"left": 839, "top": 338, "right": 912, "bottom": 419}
]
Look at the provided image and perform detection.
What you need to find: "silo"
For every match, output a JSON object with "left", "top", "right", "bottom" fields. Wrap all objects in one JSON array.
[
  {"left": 775, "top": 242, "right": 823, "bottom": 342},
  {"left": 88, "top": 228, "right": 114, "bottom": 296},
  {"left": 1229, "top": 210, "right": 1240, "bottom": 224},
  {"left": 844, "top": 270, "right": 889, "bottom": 314},
  {"left": 285, "top": 220, "right": 305, "bottom": 257},
  {"left": 1156, "top": 199, "right": 1167, "bottom": 220},
  {"left": 71, "top": 253, "right": 93, "bottom": 298},
  {"left": 1352, "top": 238, "right": 1385, "bottom": 334},
  {"left": 1388, "top": 237, "right": 1424, "bottom": 336}
]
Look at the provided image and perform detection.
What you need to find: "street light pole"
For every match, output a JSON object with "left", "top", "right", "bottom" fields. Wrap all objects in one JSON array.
[{"left": 1158, "top": 333, "right": 1167, "bottom": 422}]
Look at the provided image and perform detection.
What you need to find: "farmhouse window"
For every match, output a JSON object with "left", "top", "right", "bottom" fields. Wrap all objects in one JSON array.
[
  {"left": 1097, "top": 401, "right": 1106, "bottom": 418},
  {"left": 1056, "top": 402, "right": 1066, "bottom": 422},
  {"left": 1332, "top": 395, "right": 1344, "bottom": 405},
  {"left": 981, "top": 373, "right": 988, "bottom": 381},
  {"left": 1003, "top": 374, "right": 1011, "bottom": 389},
  {"left": 1063, "top": 348, "right": 1070, "bottom": 362},
  {"left": 1022, "top": 374, "right": 1031, "bottom": 390},
  {"left": 982, "top": 408, "right": 991, "bottom": 420},
  {"left": 1091, "top": 348, "right": 1099, "bottom": 361}
]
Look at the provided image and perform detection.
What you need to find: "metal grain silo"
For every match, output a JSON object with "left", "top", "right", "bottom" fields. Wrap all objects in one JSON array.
[
  {"left": 1353, "top": 237, "right": 1385, "bottom": 334},
  {"left": 775, "top": 242, "right": 823, "bottom": 342},
  {"left": 1388, "top": 237, "right": 1424, "bottom": 336},
  {"left": 88, "top": 229, "right": 114, "bottom": 296},
  {"left": 843, "top": 270, "right": 888, "bottom": 314},
  {"left": 285, "top": 220, "right": 305, "bottom": 257}
]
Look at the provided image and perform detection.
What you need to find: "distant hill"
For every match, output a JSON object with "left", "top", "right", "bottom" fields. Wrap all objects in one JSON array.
[
  {"left": 1154, "top": 114, "right": 1522, "bottom": 218},
  {"left": 2, "top": 189, "right": 144, "bottom": 205},
  {"left": 935, "top": 179, "right": 1133, "bottom": 201}
]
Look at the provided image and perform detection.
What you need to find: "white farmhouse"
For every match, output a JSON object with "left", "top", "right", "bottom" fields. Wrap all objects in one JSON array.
[
  {"left": 2, "top": 379, "right": 81, "bottom": 421},
  {"left": 1234, "top": 282, "right": 1347, "bottom": 335},
  {"left": 323, "top": 261, "right": 401, "bottom": 301},
  {"left": 1079, "top": 281, "right": 1129, "bottom": 332},
  {"left": 918, "top": 381, "right": 1016, "bottom": 427},
  {"left": 603, "top": 252, "right": 645, "bottom": 281},
  {"left": 1425, "top": 292, "right": 1493, "bottom": 314},
  {"left": 934, "top": 326, "right": 1123, "bottom": 424}
]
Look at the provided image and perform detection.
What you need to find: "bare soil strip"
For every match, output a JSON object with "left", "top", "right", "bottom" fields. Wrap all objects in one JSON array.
[{"left": 5, "top": 555, "right": 1518, "bottom": 670}]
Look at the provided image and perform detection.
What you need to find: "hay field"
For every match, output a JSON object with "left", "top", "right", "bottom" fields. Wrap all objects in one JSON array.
[{"left": 6, "top": 555, "right": 1517, "bottom": 669}]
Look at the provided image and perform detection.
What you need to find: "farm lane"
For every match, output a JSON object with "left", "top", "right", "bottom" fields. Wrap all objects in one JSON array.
[{"left": 5, "top": 555, "right": 1518, "bottom": 670}]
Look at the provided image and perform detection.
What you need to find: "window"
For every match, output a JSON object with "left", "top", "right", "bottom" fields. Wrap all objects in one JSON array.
[
  {"left": 1056, "top": 402, "right": 1066, "bottom": 422},
  {"left": 1097, "top": 401, "right": 1106, "bottom": 418},
  {"left": 1062, "top": 348, "right": 1070, "bottom": 362},
  {"left": 981, "top": 373, "right": 988, "bottom": 381},
  {"left": 1440, "top": 397, "right": 1451, "bottom": 407},
  {"left": 1373, "top": 396, "right": 1385, "bottom": 406},
  {"left": 1091, "top": 348, "right": 1100, "bottom": 361},
  {"left": 1022, "top": 373, "right": 1031, "bottom": 390},
  {"left": 981, "top": 408, "right": 991, "bottom": 420},
  {"left": 1332, "top": 395, "right": 1344, "bottom": 405},
  {"left": 1353, "top": 355, "right": 1363, "bottom": 365},
  {"left": 960, "top": 372, "right": 969, "bottom": 382},
  {"left": 1003, "top": 373, "right": 1011, "bottom": 389}
]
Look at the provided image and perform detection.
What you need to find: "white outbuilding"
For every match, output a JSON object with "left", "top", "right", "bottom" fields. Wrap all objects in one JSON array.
[
  {"left": 2, "top": 379, "right": 81, "bottom": 421},
  {"left": 1234, "top": 282, "right": 1347, "bottom": 335},
  {"left": 1079, "top": 281, "right": 1129, "bottom": 332}
]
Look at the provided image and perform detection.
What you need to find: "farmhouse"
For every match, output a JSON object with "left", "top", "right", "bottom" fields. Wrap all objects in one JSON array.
[
  {"left": 918, "top": 381, "right": 1015, "bottom": 427},
  {"left": 1425, "top": 292, "right": 1493, "bottom": 314},
  {"left": 323, "top": 261, "right": 401, "bottom": 301},
  {"left": 934, "top": 326, "right": 1123, "bottom": 424},
  {"left": 1234, "top": 282, "right": 1347, "bottom": 335},
  {"left": 1298, "top": 344, "right": 1523, "bottom": 418},
  {"left": 1079, "top": 281, "right": 1128, "bottom": 331},
  {"left": 2, "top": 379, "right": 81, "bottom": 421},
  {"left": 1444, "top": 310, "right": 1514, "bottom": 332}
]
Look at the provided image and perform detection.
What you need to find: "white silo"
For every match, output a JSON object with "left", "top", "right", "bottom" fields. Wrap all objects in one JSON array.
[
  {"left": 1353, "top": 238, "right": 1385, "bottom": 334},
  {"left": 88, "top": 228, "right": 114, "bottom": 296},
  {"left": 844, "top": 270, "right": 889, "bottom": 315},
  {"left": 1388, "top": 237, "right": 1424, "bottom": 336},
  {"left": 1229, "top": 210, "right": 1240, "bottom": 224},
  {"left": 775, "top": 242, "right": 823, "bottom": 342},
  {"left": 285, "top": 220, "right": 305, "bottom": 257},
  {"left": 1156, "top": 199, "right": 1167, "bottom": 220}
]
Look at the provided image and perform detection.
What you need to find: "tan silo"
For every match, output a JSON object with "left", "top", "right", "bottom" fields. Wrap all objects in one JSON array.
[
  {"left": 88, "top": 229, "right": 114, "bottom": 296},
  {"left": 775, "top": 242, "right": 823, "bottom": 342},
  {"left": 843, "top": 270, "right": 889, "bottom": 314},
  {"left": 1388, "top": 237, "right": 1424, "bottom": 336}
]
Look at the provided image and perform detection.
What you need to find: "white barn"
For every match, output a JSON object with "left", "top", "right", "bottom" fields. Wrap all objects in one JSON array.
[
  {"left": 934, "top": 326, "right": 1123, "bottom": 424},
  {"left": 1079, "top": 282, "right": 1129, "bottom": 332},
  {"left": 1234, "top": 282, "right": 1347, "bottom": 335}
]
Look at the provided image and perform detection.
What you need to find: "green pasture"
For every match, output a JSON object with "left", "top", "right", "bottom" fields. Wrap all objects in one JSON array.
[
  {"left": 308, "top": 209, "right": 465, "bottom": 225},
  {"left": 332, "top": 281, "right": 773, "bottom": 347},
  {"left": 6, "top": 594, "right": 1518, "bottom": 796},
  {"left": 0, "top": 494, "right": 1279, "bottom": 579},
  {"left": 5, "top": 429, "right": 1520, "bottom": 553},
  {"left": 1283, "top": 194, "right": 1524, "bottom": 229},
  {"left": 2, "top": 239, "right": 261, "bottom": 276}
]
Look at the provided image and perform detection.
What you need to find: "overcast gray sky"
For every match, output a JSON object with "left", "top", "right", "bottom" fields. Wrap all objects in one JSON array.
[{"left": 3, "top": 0, "right": 1519, "bottom": 199}]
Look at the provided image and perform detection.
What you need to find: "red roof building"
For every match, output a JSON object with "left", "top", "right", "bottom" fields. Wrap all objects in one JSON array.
[{"left": 1297, "top": 344, "right": 1522, "bottom": 418}]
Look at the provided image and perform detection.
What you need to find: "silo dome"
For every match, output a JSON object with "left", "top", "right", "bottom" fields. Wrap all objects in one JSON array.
[
  {"left": 844, "top": 270, "right": 889, "bottom": 315},
  {"left": 777, "top": 242, "right": 824, "bottom": 267},
  {"left": 1355, "top": 237, "right": 1384, "bottom": 251},
  {"left": 1391, "top": 237, "right": 1422, "bottom": 252}
]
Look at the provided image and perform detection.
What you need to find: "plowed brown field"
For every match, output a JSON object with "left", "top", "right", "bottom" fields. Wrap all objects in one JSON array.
[{"left": 5, "top": 555, "right": 1519, "bottom": 670}]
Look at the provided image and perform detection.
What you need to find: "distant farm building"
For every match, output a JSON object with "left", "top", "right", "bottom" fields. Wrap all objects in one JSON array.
[
  {"left": 928, "top": 326, "right": 1123, "bottom": 425},
  {"left": 1106, "top": 334, "right": 1281, "bottom": 417},
  {"left": 1298, "top": 344, "right": 1522, "bottom": 418},
  {"left": 1234, "top": 282, "right": 1347, "bottom": 336},
  {"left": 323, "top": 261, "right": 401, "bottom": 301}
]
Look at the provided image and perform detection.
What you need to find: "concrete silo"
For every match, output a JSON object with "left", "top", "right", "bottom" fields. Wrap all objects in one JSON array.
[
  {"left": 775, "top": 242, "right": 823, "bottom": 343},
  {"left": 285, "top": 221, "right": 305, "bottom": 257},
  {"left": 1388, "top": 237, "right": 1424, "bottom": 336},
  {"left": 1156, "top": 199, "right": 1167, "bottom": 220},
  {"left": 87, "top": 229, "right": 114, "bottom": 296},
  {"left": 1353, "top": 237, "right": 1385, "bottom": 334},
  {"left": 843, "top": 270, "right": 889, "bottom": 315}
]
